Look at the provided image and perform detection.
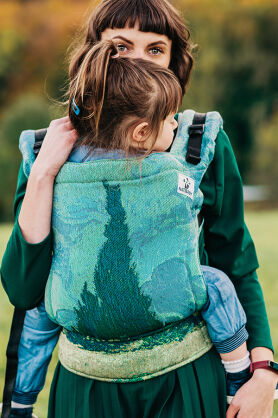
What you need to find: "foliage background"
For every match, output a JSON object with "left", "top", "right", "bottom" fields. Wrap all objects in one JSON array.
[
  {"left": 0, "top": 0, "right": 278, "bottom": 416},
  {"left": 0, "top": 0, "right": 277, "bottom": 220}
]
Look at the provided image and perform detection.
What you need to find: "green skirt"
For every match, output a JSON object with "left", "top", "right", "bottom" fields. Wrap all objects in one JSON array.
[{"left": 48, "top": 347, "right": 227, "bottom": 418}]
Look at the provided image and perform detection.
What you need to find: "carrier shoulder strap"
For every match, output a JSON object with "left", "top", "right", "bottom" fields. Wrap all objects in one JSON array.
[
  {"left": 1, "top": 130, "right": 46, "bottom": 418},
  {"left": 185, "top": 112, "right": 207, "bottom": 228},
  {"left": 186, "top": 112, "right": 207, "bottom": 165}
]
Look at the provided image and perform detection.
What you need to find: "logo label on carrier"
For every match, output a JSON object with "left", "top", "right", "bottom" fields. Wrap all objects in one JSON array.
[{"left": 177, "top": 173, "right": 195, "bottom": 199}]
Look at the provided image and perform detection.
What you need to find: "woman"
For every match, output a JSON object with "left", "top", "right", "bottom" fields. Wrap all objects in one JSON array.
[{"left": 1, "top": 1, "right": 277, "bottom": 417}]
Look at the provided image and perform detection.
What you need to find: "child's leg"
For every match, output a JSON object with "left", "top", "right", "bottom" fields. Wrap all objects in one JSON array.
[
  {"left": 11, "top": 301, "right": 61, "bottom": 415},
  {"left": 201, "top": 265, "right": 249, "bottom": 355},
  {"left": 200, "top": 265, "right": 250, "bottom": 403}
]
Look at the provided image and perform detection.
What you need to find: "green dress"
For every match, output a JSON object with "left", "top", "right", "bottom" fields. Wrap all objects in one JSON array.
[
  {"left": 1, "top": 127, "right": 273, "bottom": 418},
  {"left": 48, "top": 348, "right": 226, "bottom": 418}
]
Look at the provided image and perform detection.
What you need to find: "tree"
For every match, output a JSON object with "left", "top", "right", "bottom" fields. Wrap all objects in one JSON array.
[
  {"left": 0, "top": 29, "right": 26, "bottom": 108},
  {"left": 213, "top": 5, "right": 278, "bottom": 178},
  {"left": 0, "top": 94, "right": 54, "bottom": 221},
  {"left": 73, "top": 180, "right": 161, "bottom": 339},
  {"left": 250, "top": 111, "right": 278, "bottom": 201}
]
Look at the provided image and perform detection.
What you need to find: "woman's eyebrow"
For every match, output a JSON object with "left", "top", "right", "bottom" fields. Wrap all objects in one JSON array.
[
  {"left": 112, "top": 36, "right": 168, "bottom": 47},
  {"left": 148, "top": 41, "right": 168, "bottom": 47},
  {"left": 112, "top": 36, "right": 133, "bottom": 45}
]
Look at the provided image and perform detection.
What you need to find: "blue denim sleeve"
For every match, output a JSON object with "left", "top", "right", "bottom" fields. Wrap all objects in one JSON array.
[
  {"left": 13, "top": 301, "right": 61, "bottom": 405},
  {"left": 201, "top": 265, "right": 248, "bottom": 351}
]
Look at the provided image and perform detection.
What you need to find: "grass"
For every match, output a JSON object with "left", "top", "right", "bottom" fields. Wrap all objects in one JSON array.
[{"left": 0, "top": 211, "right": 278, "bottom": 417}]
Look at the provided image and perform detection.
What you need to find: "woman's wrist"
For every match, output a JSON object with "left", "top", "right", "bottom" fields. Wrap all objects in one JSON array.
[
  {"left": 250, "top": 347, "right": 277, "bottom": 383},
  {"left": 250, "top": 346, "right": 274, "bottom": 362},
  {"left": 31, "top": 160, "right": 56, "bottom": 182},
  {"left": 252, "top": 368, "right": 278, "bottom": 383}
]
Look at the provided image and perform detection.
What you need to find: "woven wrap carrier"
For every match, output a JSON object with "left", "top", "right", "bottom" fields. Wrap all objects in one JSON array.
[{"left": 19, "top": 109, "right": 223, "bottom": 382}]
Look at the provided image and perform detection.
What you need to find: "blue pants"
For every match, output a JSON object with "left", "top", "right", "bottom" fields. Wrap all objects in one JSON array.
[
  {"left": 13, "top": 265, "right": 247, "bottom": 404},
  {"left": 12, "top": 302, "right": 61, "bottom": 405}
]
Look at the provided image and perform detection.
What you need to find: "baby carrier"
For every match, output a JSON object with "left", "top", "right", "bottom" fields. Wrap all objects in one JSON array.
[{"left": 1, "top": 110, "right": 223, "bottom": 415}]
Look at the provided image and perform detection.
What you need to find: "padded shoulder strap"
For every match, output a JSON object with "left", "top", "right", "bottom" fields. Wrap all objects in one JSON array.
[
  {"left": 170, "top": 109, "right": 223, "bottom": 170},
  {"left": 19, "top": 128, "right": 47, "bottom": 178},
  {"left": 19, "top": 130, "right": 36, "bottom": 178}
]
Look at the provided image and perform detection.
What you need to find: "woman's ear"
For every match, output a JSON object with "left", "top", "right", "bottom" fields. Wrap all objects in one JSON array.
[{"left": 132, "top": 122, "right": 149, "bottom": 143}]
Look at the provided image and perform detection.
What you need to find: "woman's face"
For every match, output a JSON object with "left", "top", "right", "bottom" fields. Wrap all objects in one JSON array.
[{"left": 101, "top": 22, "right": 172, "bottom": 68}]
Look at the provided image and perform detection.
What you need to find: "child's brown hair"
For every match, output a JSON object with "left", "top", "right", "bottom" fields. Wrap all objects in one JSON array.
[{"left": 68, "top": 40, "right": 182, "bottom": 159}]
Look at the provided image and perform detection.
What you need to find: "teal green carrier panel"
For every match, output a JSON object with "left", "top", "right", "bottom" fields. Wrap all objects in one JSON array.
[{"left": 19, "top": 110, "right": 223, "bottom": 341}]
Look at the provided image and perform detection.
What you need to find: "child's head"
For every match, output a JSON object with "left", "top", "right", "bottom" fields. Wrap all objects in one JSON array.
[
  {"left": 71, "top": 0, "right": 194, "bottom": 95},
  {"left": 68, "top": 40, "right": 182, "bottom": 159}
]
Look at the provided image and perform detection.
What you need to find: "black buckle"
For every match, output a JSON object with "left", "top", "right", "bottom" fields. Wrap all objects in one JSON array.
[
  {"left": 186, "top": 151, "right": 201, "bottom": 165},
  {"left": 188, "top": 124, "right": 205, "bottom": 136},
  {"left": 33, "top": 140, "right": 44, "bottom": 155},
  {"left": 33, "top": 128, "right": 47, "bottom": 156}
]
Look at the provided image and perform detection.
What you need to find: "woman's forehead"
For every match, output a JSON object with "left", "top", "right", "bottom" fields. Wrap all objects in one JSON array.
[{"left": 101, "top": 25, "right": 172, "bottom": 47}]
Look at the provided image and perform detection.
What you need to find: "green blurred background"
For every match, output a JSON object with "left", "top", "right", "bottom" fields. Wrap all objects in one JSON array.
[{"left": 0, "top": 0, "right": 277, "bottom": 416}]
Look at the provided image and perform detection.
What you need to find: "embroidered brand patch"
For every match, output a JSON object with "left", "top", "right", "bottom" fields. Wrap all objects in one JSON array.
[{"left": 177, "top": 173, "right": 195, "bottom": 199}]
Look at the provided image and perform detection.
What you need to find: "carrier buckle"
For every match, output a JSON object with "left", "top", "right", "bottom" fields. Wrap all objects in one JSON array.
[{"left": 188, "top": 124, "right": 205, "bottom": 136}]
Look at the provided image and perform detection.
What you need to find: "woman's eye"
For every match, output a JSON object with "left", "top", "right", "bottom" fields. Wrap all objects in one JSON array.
[
  {"left": 150, "top": 47, "right": 163, "bottom": 56},
  {"left": 117, "top": 44, "right": 128, "bottom": 53}
]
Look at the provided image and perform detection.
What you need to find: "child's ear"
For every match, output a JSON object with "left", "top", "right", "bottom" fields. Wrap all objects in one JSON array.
[{"left": 132, "top": 122, "right": 149, "bottom": 143}]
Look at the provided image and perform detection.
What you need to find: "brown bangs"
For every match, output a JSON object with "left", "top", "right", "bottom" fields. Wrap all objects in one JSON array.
[{"left": 92, "top": 0, "right": 183, "bottom": 42}]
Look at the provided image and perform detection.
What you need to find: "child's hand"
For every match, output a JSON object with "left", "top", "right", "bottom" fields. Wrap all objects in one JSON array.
[
  {"left": 32, "top": 116, "right": 79, "bottom": 179},
  {"left": 226, "top": 369, "right": 277, "bottom": 418}
]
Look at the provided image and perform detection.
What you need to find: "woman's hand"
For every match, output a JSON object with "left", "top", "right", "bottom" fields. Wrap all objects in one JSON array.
[
  {"left": 32, "top": 116, "right": 79, "bottom": 179},
  {"left": 226, "top": 369, "right": 277, "bottom": 418}
]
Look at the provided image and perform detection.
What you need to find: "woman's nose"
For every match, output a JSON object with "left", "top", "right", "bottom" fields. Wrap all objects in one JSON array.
[{"left": 133, "top": 48, "right": 147, "bottom": 60}]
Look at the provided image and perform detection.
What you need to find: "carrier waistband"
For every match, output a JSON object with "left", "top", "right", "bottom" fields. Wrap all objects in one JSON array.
[{"left": 58, "top": 320, "right": 213, "bottom": 383}]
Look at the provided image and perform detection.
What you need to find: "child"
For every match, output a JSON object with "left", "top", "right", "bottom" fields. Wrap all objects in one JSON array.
[{"left": 2, "top": 39, "right": 276, "bottom": 418}]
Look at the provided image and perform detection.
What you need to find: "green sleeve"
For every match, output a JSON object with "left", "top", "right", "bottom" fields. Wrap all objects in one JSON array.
[
  {"left": 199, "top": 128, "right": 274, "bottom": 352},
  {"left": 0, "top": 161, "right": 53, "bottom": 309}
]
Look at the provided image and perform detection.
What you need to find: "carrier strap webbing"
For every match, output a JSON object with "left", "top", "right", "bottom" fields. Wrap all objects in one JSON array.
[
  {"left": 1, "top": 129, "right": 45, "bottom": 418},
  {"left": 1, "top": 309, "right": 26, "bottom": 418},
  {"left": 33, "top": 128, "right": 47, "bottom": 156},
  {"left": 186, "top": 112, "right": 207, "bottom": 165},
  {"left": 186, "top": 112, "right": 207, "bottom": 227}
]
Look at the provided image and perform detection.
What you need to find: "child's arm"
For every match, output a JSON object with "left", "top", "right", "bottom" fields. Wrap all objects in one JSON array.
[{"left": 200, "top": 265, "right": 248, "bottom": 355}]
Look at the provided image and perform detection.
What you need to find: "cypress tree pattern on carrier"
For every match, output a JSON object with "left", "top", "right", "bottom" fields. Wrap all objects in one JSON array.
[{"left": 73, "top": 179, "right": 162, "bottom": 339}]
